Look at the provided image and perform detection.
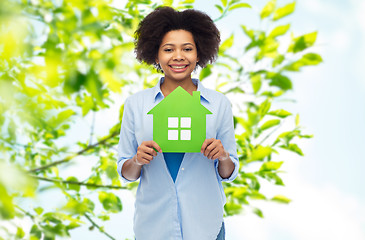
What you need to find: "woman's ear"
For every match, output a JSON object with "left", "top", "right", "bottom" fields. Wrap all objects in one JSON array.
[{"left": 155, "top": 55, "right": 159, "bottom": 65}]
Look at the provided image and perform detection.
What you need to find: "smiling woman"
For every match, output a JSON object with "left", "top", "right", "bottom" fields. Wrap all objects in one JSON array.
[{"left": 117, "top": 6, "right": 238, "bottom": 240}]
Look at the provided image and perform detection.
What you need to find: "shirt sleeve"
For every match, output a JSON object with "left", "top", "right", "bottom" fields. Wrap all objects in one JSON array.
[
  {"left": 117, "top": 97, "right": 140, "bottom": 182},
  {"left": 215, "top": 97, "right": 239, "bottom": 182}
]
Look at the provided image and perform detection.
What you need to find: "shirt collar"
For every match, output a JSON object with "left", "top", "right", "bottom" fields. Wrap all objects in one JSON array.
[
  {"left": 153, "top": 77, "right": 211, "bottom": 103},
  {"left": 152, "top": 78, "right": 164, "bottom": 102}
]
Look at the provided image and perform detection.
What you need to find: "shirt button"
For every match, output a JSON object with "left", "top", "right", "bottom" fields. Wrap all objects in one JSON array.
[{"left": 182, "top": 168, "right": 185, "bottom": 171}]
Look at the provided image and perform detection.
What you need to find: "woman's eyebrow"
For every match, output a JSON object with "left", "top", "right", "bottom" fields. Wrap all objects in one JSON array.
[{"left": 161, "top": 43, "right": 195, "bottom": 47}]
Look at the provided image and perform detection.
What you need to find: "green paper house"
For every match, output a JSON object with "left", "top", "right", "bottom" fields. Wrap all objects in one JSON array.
[{"left": 147, "top": 86, "right": 212, "bottom": 152}]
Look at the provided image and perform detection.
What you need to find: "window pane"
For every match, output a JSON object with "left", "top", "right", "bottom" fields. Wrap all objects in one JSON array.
[
  {"left": 168, "top": 130, "right": 179, "bottom": 140},
  {"left": 168, "top": 117, "right": 179, "bottom": 128},
  {"left": 180, "top": 117, "right": 191, "bottom": 128},
  {"left": 180, "top": 130, "right": 191, "bottom": 140}
]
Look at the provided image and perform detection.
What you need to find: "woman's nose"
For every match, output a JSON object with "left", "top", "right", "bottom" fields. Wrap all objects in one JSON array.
[{"left": 173, "top": 50, "right": 184, "bottom": 60}]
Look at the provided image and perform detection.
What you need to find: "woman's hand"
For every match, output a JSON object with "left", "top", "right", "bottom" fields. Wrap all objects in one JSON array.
[
  {"left": 134, "top": 141, "right": 162, "bottom": 166},
  {"left": 201, "top": 138, "right": 235, "bottom": 179},
  {"left": 200, "top": 138, "right": 230, "bottom": 162}
]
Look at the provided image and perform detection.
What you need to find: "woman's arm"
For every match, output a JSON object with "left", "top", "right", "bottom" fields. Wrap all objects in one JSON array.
[
  {"left": 201, "top": 138, "right": 235, "bottom": 179},
  {"left": 121, "top": 141, "right": 162, "bottom": 181}
]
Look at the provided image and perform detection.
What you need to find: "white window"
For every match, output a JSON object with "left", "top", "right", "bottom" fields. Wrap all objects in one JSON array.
[
  {"left": 167, "top": 117, "right": 191, "bottom": 141},
  {"left": 168, "top": 117, "right": 179, "bottom": 128},
  {"left": 180, "top": 117, "right": 191, "bottom": 128},
  {"left": 168, "top": 130, "right": 179, "bottom": 140},
  {"left": 180, "top": 130, "right": 191, "bottom": 140}
]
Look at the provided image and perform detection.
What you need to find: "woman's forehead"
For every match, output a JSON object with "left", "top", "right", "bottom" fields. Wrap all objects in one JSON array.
[{"left": 160, "top": 30, "right": 195, "bottom": 46}]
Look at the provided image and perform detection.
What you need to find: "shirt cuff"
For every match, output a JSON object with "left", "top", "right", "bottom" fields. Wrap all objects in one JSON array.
[
  {"left": 214, "top": 155, "right": 239, "bottom": 182},
  {"left": 117, "top": 157, "right": 140, "bottom": 183}
]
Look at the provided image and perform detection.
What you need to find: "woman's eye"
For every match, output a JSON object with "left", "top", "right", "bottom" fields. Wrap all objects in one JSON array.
[
  {"left": 164, "top": 49, "right": 172, "bottom": 52},
  {"left": 184, "top": 48, "right": 193, "bottom": 51}
]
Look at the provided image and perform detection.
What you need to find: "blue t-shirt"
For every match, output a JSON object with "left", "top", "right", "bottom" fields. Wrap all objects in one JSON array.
[{"left": 163, "top": 153, "right": 185, "bottom": 182}]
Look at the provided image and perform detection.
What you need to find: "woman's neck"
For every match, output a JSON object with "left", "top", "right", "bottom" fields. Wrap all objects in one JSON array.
[{"left": 160, "top": 77, "right": 197, "bottom": 97}]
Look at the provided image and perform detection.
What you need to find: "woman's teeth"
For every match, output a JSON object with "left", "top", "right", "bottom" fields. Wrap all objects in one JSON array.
[{"left": 171, "top": 65, "right": 187, "bottom": 69}]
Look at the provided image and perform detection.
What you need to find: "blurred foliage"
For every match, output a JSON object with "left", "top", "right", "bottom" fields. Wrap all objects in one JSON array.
[{"left": 0, "top": 0, "right": 321, "bottom": 238}]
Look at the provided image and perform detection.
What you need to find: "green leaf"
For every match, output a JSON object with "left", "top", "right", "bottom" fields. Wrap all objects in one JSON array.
[
  {"left": 295, "top": 114, "right": 300, "bottom": 126},
  {"left": 34, "top": 207, "right": 44, "bottom": 215},
  {"left": 250, "top": 74, "right": 262, "bottom": 94},
  {"left": 258, "top": 99, "right": 271, "bottom": 117},
  {"left": 0, "top": 184, "right": 15, "bottom": 219},
  {"left": 223, "top": 86, "right": 245, "bottom": 94},
  {"left": 221, "top": 0, "right": 227, "bottom": 7},
  {"left": 16, "top": 227, "right": 25, "bottom": 238},
  {"left": 280, "top": 143, "right": 304, "bottom": 156},
  {"left": 283, "top": 53, "right": 323, "bottom": 71},
  {"left": 253, "top": 207, "right": 264, "bottom": 218},
  {"left": 219, "top": 34, "right": 234, "bottom": 53},
  {"left": 300, "top": 134, "right": 314, "bottom": 139},
  {"left": 230, "top": 187, "right": 248, "bottom": 198},
  {"left": 260, "top": 161, "right": 283, "bottom": 171},
  {"left": 260, "top": 119, "right": 280, "bottom": 131},
  {"left": 86, "top": 175, "right": 102, "bottom": 190},
  {"left": 260, "top": 0, "right": 276, "bottom": 19},
  {"left": 162, "top": 0, "right": 173, "bottom": 6},
  {"left": 30, "top": 225, "right": 42, "bottom": 239},
  {"left": 224, "top": 202, "right": 242, "bottom": 215},
  {"left": 273, "top": 2, "right": 296, "bottom": 21},
  {"left": 215, "top": 4, "right": 224, "bottom": 14},
  {"left": 241, "top": 25, "right": 255, "bottom": 40},
  {"left": 268, "top": 109, "right": 292, "bottom": 118},
  {"left": 271, "top": 195, "right": 291, "bottom": 204},
  {"left": 199, "top": 65, "right": 212, "bottom": 80},
  {"left": 258, "top": 171, "right": 284, "bottom": 185},
  {"left": 78, "top": 95, "right": 95, "bottom": 116},
  {"left": 54, "top": 109, "right": 75, "bottom": 126},
  {"left": 98, "top": 191, "right": 122, "bottom": 213},
  {"left": 257, "top": 38, "right": 279, "bottom": 59},
  {"left": 267, "top": 73, "right": 292, "bottom": 90},
  {"left": 274, "top": 130, "right": 299, "bottom": 145},
  {"left": 66, "top": 176, "right": 80, "bottom": 192},
  {"left": 248, "top": 191, "right": 266, "bottom": 200},
  {"left": 288, "top": 32, "right": 318, "bottom": 53},
  {"left": 250, "top": 145, "right": 272, "bottom": 161},
  {"left": 272, "top": 54, "right": 285, "bottom": 67},
  {"left": 268, "top": 24, "right": 290, "bottom": 38},
  {"left": 228, "top": 3, "right": 251, "bottom": 11}
]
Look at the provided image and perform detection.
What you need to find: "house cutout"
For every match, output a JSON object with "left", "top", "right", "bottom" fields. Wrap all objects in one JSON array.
[{"left": 147, "top": 86, "right": 212, "bottom": 152}]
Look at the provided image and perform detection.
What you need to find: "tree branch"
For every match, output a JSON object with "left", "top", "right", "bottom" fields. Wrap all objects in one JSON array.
[
  {"left": 15, "top": 205, "right": 35, "bottom": 220},
  {"left": 28, "top": 131, "right": 119, "bottom": 173},
  {"left": 84, "top": 213, "right": 116, "bottom": 240},
  {"left": 31, "top": 175, "right": 126, "bottom": 190}
]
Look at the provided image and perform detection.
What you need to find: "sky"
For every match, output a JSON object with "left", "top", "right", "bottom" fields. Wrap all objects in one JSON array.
[{"left": 18, "top": 0, "right": 364, "bottom": 239}]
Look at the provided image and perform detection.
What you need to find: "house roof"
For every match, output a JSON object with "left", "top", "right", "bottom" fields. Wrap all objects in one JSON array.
[{"left": 148, "top": 86, "right": 212, "bottom": 115}]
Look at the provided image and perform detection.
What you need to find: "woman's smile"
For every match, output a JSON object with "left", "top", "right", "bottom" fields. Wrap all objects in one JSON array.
[{"left": 169, "top": 64, "right": 189, "bottom": 71}]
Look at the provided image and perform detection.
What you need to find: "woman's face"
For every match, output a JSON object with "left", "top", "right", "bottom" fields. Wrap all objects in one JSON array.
[{"left": 156, "top": 30, "right": 199, "bottom": 84}]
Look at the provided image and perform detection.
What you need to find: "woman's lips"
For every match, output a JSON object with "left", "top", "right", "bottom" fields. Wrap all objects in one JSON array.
[{"left": 169, "top": 65, "right": 189, "bottom": 72}]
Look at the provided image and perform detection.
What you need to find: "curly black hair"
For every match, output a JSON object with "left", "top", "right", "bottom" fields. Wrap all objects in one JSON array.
[{"left": 134, "top": 6, "right": 221, "bottom": 71}]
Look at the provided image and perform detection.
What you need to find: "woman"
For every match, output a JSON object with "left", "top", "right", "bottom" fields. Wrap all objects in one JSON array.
[{"left": 117, "top": 6, "right": 238, "bottom": 240}]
